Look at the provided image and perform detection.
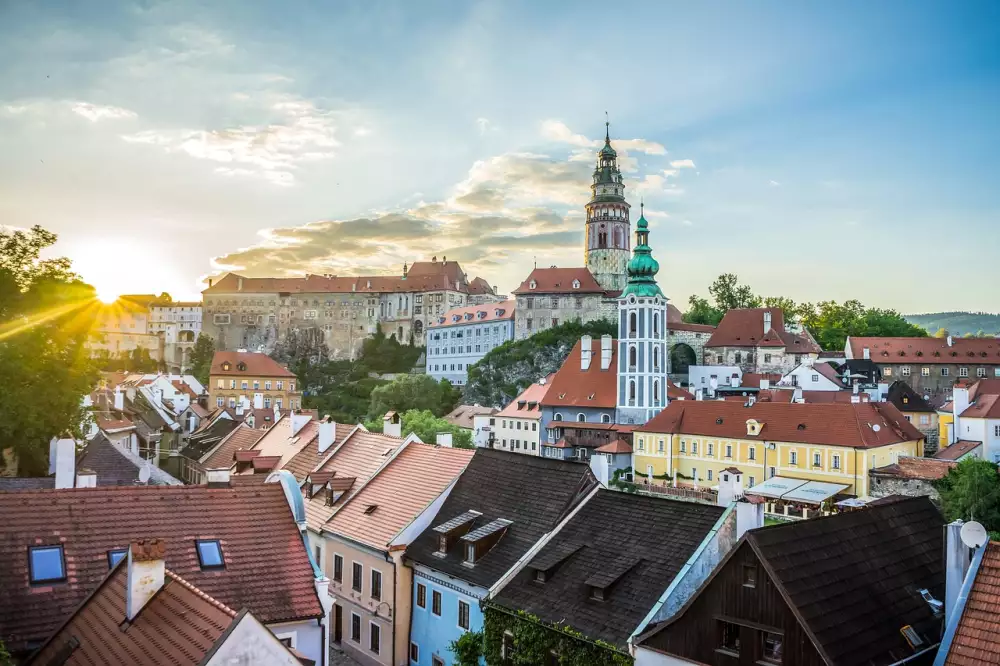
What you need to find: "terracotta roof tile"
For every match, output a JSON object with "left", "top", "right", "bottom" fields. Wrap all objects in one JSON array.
[
  {"left": 935, "top": 440, "right": 982, "bottom": 460},
  {"left": 638, "top": 400, "right": 925, "bottom": 449},
  {"left": 201, "top": 424, "right": 266, "bottom": 469},
  {"left": 945, "top": 541, "right": 1000, "bottom": 665},
  {"left": 496, "top": 376, "right": 554, "bottom": 418},
  {"left": 706, "top": 308, "right": 820, "bottom": 352},
  {"left": 323, "top": 442, "right": 473, "bottom": 550},
  {"left": 543, "top": 339, "right": 618, "bottom": 409},
  {"left": 849, "top": 337, "right": 1000, "bottom": 364},
  {"left": 961, "top": 393, "right": 1000, "bottom": 419},
  {"left": 871, "top": 456, "right": 956, "bottom": 480},
  {"left": 210, "top": 351, "right": 296, "bottom": 378},
  {"left": 282, "top": 422, "right": 354, "bottom": 482},
  {"left": 466, "top": 276, "right": 495, "bottom": 295},
  {"left": 595, "top": 439, "right": 632, "bottom": 454},
  {"left": 0, "top": 483, "right": 323, "bottom": 652},
  {"left": 443, "top": 405, "right": 498, "bottom": 429},
  {"left": 428, "top": 300, "right": 515, "bottom": 329},
  {"left": 512, "top": 267, "right": 606, "bottom": 295}
]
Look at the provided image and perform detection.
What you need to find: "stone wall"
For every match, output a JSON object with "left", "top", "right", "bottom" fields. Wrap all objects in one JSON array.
[
  {"left": 876, "top": 362, "right": 1000, "bottom": 398},
  {"left": 703, "top": 345, "right": 810, "bottom": 374},
  {"left": 868, "top": 473, "right": 942, "bottom": 502},
  {"left": 513, "top": 293, "right": 605, "bottom": 339}
]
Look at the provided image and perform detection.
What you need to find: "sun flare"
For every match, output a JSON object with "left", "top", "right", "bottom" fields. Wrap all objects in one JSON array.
[{"left": 96, "top": 288, "right": 120, "bottom": 304}]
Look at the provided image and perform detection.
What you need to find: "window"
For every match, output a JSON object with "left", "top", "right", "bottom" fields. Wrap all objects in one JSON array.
[
  {"left": 978, "top": 368, "right": 987, "bottom": 378},
  {"left": 196, "top": 540, "right": 224, "bottom": 569},
  {"left": 691, "top": 467, "right": 698, "bottom": 481},
  {"left": 265, "top": 380, "right": 272, "bottom": 390},
  {"left": 352, "top": 562, "right": 363, "bottom": 592},
  {"left": 433, "top": 657, "right": 446, "bottom": 666},
  {"left": 458, "top": 600, "right": 470, "bottom": 630},
  {"left": 351, "top": 613, "right": 361, "bottom": 642},
  {"left": 369, "top": 622, "right": 381, "bottom": 654},
  {"left": 432, "top": 590, "right": 442, "bottom": 616},
  {"left": 216, "top": 379, "right": 224, "bottom": 389},
  {"left": 29, "top": 545, "right": 66, "bottom": 583},
  {"left": 789, "top": 451, "right": 798, "bottom": 466},
  {"left": 749, "top": 476, "right": 756, "bottom": 487},
  {"left": 901, "top": 366, "right": 911, "bottom": 376},
  {"left": 811, "top": 374, "right": 819, "bottom": 382},
  {"left": 371, "top": 569, "right": 382, "bottom": 601},
  {"left": 333, "top": 554, "right": 343, "bottom": 582},
  {"left": 416, "top": 582, "right": 427, "bottom": 609},
  {"left": 638, "top": 438, "right": 645, "bottom": 451},
  {"left": 577, "top": 413, "right": 586, "bottom": 423},
  {"left": 680, "top": 440, "right": 686, "bottom": 453},
  {"left": 941, "top": 368, "right": 950, "bottom": 377},
  {"left": 959, "top": 367, "right": 969, "bottom": 377},
  {"left": 277, "top": 380, "right": 284, "bottom": 390},
  {"left": 707, "top": 443, "right": 714, "bottom": 456},
  {"left": 920, "top": 414, "right": 930, "bottom": 425},
  {"left": 241, "top": 380, "right": 248, "bottom": 390},
  {"left": 725, "top": 444, "right": 733, "bottom": 458},
  {"left": 410, "top": 643, "right": 419, "bottom": 662},
  {"left": 720, "top": 621, "right": 741, "bottom": 655},
  {"left": 769, "top": 466, "right": 776, "bottom": 479},
  {"left": 884, "top": 367, "right": 893, "bottom": 377},
  {"left": 501, "top": 631, "right": 515, "bottom": 661},
  {"left": 922, "top": 367, "right": 930, "bottom": 376},
  {"left": 692, "top": 442, "right": 698, "bottom": 455},
  {"left": 764, "top": 353, "right": 772, "bottom": 363},
  {"left": 832, "top": 454, "right": 841, "bottom": 470},
  {"left": 994, "top": 424, "right": 1000, "bottom": 438},
  {"left": 707, "top": 470, "right": 713, "bottom": 481},
  {"left": 107, "top": 548, "right": 127, "bottom": 569},
  {"left": 748, "top": 447, "right": 756, "bottom": 461},
  {"left": 601, "top": 414, "right": 610, "bottom": 424},
  {"left": 216, "top": 397, "right": 224, "bottom": 407},
  {"left": 229, "top": 379, "right": 236, "bottom": 390},
  {"left": 761, "top": 632, "right": 783, "bottom": 664},
  {"left": 658, "top": 439, "right": 665, "bottom": 453}
]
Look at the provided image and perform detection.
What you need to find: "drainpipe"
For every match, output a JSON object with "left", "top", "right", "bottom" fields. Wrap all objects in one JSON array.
[
  {"left": 386, "top": 550, "right": 397, "bottom": 666},
  {"left": 854, "top": 447, "right": 859, "bottom": 497}
]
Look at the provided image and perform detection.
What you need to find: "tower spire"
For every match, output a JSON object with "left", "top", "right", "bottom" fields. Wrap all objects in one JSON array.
[{"left": 605, "top": 111, "right": 610, "bottom": 143}]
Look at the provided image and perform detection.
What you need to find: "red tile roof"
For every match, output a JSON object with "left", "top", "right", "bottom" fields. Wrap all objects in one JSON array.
[
  {"left": 595, "top": 439, "right": 632, "bottom": 454},
  {"left": 871, "top": 456, "right": 956, "bottom": 480},
  {"left": 739, "top": 372, "right": 784, "bottom": 389},
  {"left": 497, "top": 376, "right": 555, "bottom": 418},
  {"left": 706, "top": 308, "right": 821, "bottom": 353},
  {"left": 945, "top": 541, "right": 1000, "bottom": 665},
  {"left": 466, "top": 276, "right": 495, "bottom": 295},
  {"left": 281, "top": 422, "right": 355, "bottom": 482},
  {"left": 96, "top": 417, "right": 134, "bottom": 432},
  {"left": 638, "top": 400, "right": 925, "bottom": 449},
  {"left": 204, "top": 262, "right": 474, "bottom": 296},
  {"left": 669, "top": 322, "right": 717, "bottom": 334},
  {"left": 969, "top": 379, "right": 1000, "bottom": 400},
  {"left": 543, "top": 339, "right": 618, "bottom": 408},
  {"left": 323, "top": 442, "right": 473, "bottom": 550},
  {"left": 848, "top": 337, "right": 1000, "bottom": 364},
  {"left": 512, "top": 267, "right": 606, "bottom": 295},
  {"left": 429, "top": 300, "right": 515, "bottom": 329},
  {"left": 0, "top": 483, "right": 323, "bottom": 652},
  {"left": 200, "top": 424, "right": 266, "bottom": 469},
  {"left": 443, "top": 404, "right": 498, "bottom": 429},
  {"left": 962, "top": 393, "right": 1000, "bottom": 419},
  {"left": 667, "top": 381, "right": 695, "bottom": 400},
  {"left": 935, "top": 440, "right": 982, "bottom": 460},
  {"left": 210, "top": 351, "right": 296, "bottom": 378}
]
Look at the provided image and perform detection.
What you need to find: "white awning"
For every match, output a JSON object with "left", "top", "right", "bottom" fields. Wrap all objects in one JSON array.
[{"left": 745, "top": 476, "right": 850, "bottom": 504}]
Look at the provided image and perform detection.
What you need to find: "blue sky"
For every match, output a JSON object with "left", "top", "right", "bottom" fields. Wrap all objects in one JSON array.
[{"left": 0, "top": 1, "right": 997, "bottom": 312}]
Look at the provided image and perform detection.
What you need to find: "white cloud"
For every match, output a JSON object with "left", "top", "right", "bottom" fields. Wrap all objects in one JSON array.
[
  {"left": 769, "top": 179, "right": 781, "bottom": 186},
  {"left": 670, "top": 159, "right": 696, "bottom": 169},
  {"left": 682, "top": 219, "right": 693, "bottom": 226},
  {"left": 662, "top": 168, "right": 679, "bottom": 178},
  {"left": 71, "top": 102, "right": 137, "bottom": 122},
  {"left": 476, "top": 117, "right": 492, "bottom": 134},
  {"left": 541, "top": 120, "right": 595, "bottom": 148}
]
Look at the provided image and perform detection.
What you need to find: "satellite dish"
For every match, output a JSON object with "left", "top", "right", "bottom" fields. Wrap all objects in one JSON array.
[
  {"left": 872, "top": 424, "right": 881, "bottom": 432},
  {"left": 138, "top": 464, "right": 151, "bottom": 484},
  {"left": 961, "top": 521, "right": 988, "bottom": 549}
]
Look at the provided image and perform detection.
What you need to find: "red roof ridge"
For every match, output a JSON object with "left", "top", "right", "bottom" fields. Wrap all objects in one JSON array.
[{"left": 165, "top": 568, "right": 238, "bottom": 618}]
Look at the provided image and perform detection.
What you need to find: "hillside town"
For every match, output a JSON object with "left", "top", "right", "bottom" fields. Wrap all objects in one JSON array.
[{"left": 2, "top": 119, "right": 999, "bottom": 666}]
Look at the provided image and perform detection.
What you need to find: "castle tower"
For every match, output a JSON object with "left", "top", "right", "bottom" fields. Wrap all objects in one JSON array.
[
  {"left": 616, "top": 206, "right": 668, "bottom": 426},
  {"left": 585, "top": 120, "right": 631, "bottom": 293}
]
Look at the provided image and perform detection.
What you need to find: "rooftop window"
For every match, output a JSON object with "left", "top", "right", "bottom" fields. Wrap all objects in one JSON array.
[
  {"left": 29, "top": 545, "right": 66, "bottom": 584},
  {"left": 107, "top": 548, "right": 128, "bottom": 569},
  {"left": 196, "top": 539, "right": 225, "bottom": 569}
]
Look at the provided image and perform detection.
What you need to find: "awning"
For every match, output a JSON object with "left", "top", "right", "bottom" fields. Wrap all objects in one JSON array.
[
  {"left": 836, "top": 497, "right": 868, "bottom": 508},
  {"left": 745, "top": 476, "right": 850, "bottom": 505}
]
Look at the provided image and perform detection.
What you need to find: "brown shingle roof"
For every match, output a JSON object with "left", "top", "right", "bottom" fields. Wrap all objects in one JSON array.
[
  {"left": 935, "top": 440, "right": 982, "bottom": 460},
  {"left": 0, "top": 483, "right": 323, "bottom": 652},
  {"left": 443, "top": 404, "right": 498, "bottom": 429},
  {"left": 637, "top": 400, "right": 925, "bottom": 449},
  {"left": 323, "top": 442, "right": 473, "bottom": 550},
  {"left": 849, "top": 336, "right": 1000, "bottom": 364},
  {"left": 706, "top": 308, "right": 821, "bottom": 352},
  {"left": 200, "top": 424, "right": 265, "bottom": 469},
  {"left": 210, "top": 351, "right": 296, "bottom": 378},
  {"left": 512, "top": 267, "right": 605, "bottom": 295},
  {"left": 542, "top": 339, "right": 617, "bottom": 409},
  {"left": 945, "top": 541, "right": 1000, "bottom": 665},
  {"left": 871, "top": 456, "right": 956, "bottom": 480}
]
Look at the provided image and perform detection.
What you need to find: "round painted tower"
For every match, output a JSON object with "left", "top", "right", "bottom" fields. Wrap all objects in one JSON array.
[{"left": 585, "top": 121, "right": 631, "bottom": 293}]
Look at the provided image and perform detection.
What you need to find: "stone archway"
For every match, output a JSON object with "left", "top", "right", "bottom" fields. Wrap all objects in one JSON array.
[
  {"left": 669, "top": 342, "right": 698, "bottom": 378},
  {"left": 413, "top": 319, "right": 424, "bottom": 344}
]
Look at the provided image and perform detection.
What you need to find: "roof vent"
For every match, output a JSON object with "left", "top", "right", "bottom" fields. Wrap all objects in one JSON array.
[
  {"left": 716, "top": 417, "right": 724, "bottom": 424},
  {"left": 797, "top": 423, "right": 806, "bottom": 430},
  {"left": 364, "top": 504, "right": 378, "bottom": 515}
]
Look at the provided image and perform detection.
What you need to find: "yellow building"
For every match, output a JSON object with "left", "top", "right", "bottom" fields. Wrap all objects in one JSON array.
[
  {"left": 209, "top": 351, "right": 301, "bottom": 411},
  {"left": 634, "top": 400, "right": 925, "bottom": 498}
]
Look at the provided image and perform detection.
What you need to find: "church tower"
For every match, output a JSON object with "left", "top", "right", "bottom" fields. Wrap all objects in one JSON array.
[
  {"left": 585, "top": 120, "right": 631, "bottom": 293},
  {"left": 616, "top": 206, "right": 668, "bottom": 426}
]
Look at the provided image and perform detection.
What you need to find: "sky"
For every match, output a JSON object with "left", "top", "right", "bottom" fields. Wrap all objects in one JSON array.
[{"left": 1, "top": 1, "right": 998, "bottom": 312}]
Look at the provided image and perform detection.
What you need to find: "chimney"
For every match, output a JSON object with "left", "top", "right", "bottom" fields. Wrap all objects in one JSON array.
[
  {"left": 436, "top": 432, "right": 453, "bottom": 448},
  {"left": 206, "top": 468, "right": 231, "bottom": 487},
  {"left": 760, "top": 379, "right": 770, "bottom": 391},
  {"left": 127, "top": 539, "right": 166, "bottom": 621},
  {"left": 290, "top": 410, "right": 311, "bottom": 437},
  {"left": 947, "top": 335, "right": 953, "bottom": 348},
  {"left": 600, "top": 335, "right": 612, "bottom": 371},
  {"left": 318, "top": 417, "right": 336, "bottom": 453},
  {"left": 237, "top": 277, "right": 243, "bottom": 292},
  {"left": 717, "top": 468, "right": 743, "bottom": 506},
  {"left": 763, "top": 311, "right": 772, "bottom": 335},
  {"left": 952, "top": 386, "right": 971, "bottom": 445},
  {"left": 853, "top": 380, "right": 860, "bottom": 395},
  {"left": 235, "top": 401, "right": 244, "bottom": 416},
  {"left": 945, "top": 520, "right": 973, "bottom": 624},
  {"left": 75, "top": 468, "right": 97, "bottom": 488},
  {"left": 696, "top": 388, "right": 704, "bottom": 401},
  {"left": 862, "top": 347, "right": 870, "bottom": 360},
  {"left": 54, "top": 435, "right": 76, "bottom": 490},
  {"left": 114, "top": 387, "right": 124, "bottom": 411},
  {"left": 383, "top": 411, "right": 402, "bottom": 438},
  {"left": 580, "top": 335, "right": 593, "bottom": 370},
  {"left": 730, "top": 375, "right": 739, "bottom": 388}
]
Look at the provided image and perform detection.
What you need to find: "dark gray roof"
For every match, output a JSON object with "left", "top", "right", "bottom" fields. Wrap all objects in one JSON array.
[
  {"left": 492, "top": 489, "right": 726, "bottom": 648},
  {"left": 178, "top": 418, "right": 241, "bottom": 461},
  {"left": 406, "top": 448, "right": 597, "bottom": 589},
  {"left": 886, "top": 380, "right": 936, "bottom": 413},
  {"left": 0, "top": 477, "right": 55, "bottom": 491},
  {"left": 76, "top": 436, "right": 146, "bottom": 486}
]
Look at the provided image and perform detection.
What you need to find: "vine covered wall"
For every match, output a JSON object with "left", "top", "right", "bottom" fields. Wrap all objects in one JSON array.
[{"left": 483, "top": 606, "right": 632, "bottom": 666}]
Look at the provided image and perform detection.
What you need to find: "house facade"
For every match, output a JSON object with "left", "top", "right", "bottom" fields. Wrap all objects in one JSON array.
[
  {"left": 426, "top": 301, "right": 514, "bottom": 386},
  {"left": 208, "top": 350, "right": 300, "bottom": 411},
  {"left": 945, "top": 379, "right": 1000, "bottom": 462},
  {"left": 150, "top": 301, "right": 202, "bottom": 373},
  {"left": 886, "top": 380, "right": 940, "bottom": 451},
  {"left": 492, "top": 376, "right": 553, "bottom": 455},
  {"left": 512, "top": 267, "right": 610, "bottom": 339},
  {"left": 634, "top": 400, "right": 926, "bottom": 497},
  {"left": 704, "top": 308, "right": 821, "bottom": 374}
]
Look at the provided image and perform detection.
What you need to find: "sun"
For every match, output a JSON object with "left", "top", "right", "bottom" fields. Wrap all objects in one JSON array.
[{"left": 96, "top": 288, "right": 120, "bottom": 304}]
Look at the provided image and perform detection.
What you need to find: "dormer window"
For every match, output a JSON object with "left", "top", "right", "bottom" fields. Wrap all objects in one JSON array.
[
  {"left": 746, "top": 419, "right": 762, "bottom": 436},
  {"left": 222, "top": 362, "right": 231, "bottom": 371},
  {"left": 433, "top": 510, "right": 482, "bottom": 556},
  {"left": 529, "top": 280, "right": 537, "bottom": 290},
  {"left": 237, "top": 362, "right": 247, "bottom": 371},
  {"left": 572, "top": 279, "right": 580, "bottom": 289},
  {"left": 461, "top": 518, "right": 512, "bottom": 567}
]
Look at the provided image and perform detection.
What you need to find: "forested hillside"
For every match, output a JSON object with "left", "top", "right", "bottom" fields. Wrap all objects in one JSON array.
[{"left": 905, "top": 312, "right": 1000, "bottom": 337}]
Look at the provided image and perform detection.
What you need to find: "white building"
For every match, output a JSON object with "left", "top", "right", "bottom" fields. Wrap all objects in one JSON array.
[
  {"left": 426, "top": 300, "right": 515, "bottom": 386},
  {"left": 948, "top": 380, "right": 1000, "bottom": 462},
  {"left": 150, "top": 302, "right": 202, "bottom": 373},
  {"left": 491, "top": 376, "right": 553, "bottom": 455},
  {"left": 776, "top": 361, "right": 849, "bottom": 392}
]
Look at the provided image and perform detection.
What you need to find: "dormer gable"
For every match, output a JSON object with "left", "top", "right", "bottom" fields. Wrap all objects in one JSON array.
[
  {"left": 746, "top": 418, "right": 763, "bottom": 437},
  {"left": 432, "top": 510, "right": 481, "bottom": 556}
]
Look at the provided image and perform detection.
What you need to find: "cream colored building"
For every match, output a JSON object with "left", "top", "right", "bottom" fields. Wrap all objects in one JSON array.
[{"left": 491, "top": 376, "right": 553, "bottom": 455}]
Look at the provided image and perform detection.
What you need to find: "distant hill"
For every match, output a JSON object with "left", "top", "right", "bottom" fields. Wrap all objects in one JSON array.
[{"left": 905, "top": 312, "right": 1000, "bottom": 336}]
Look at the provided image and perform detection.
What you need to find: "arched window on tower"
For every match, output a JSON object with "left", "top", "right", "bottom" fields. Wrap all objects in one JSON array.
[
  {"left": 614, "top": 226, "right": 623, "bottom": 248},
  {"left": 653, "top": 314, "right": 659, "bottom": 336},
  {"left": 628, "top": 380, "right": 636, "bottom": 406},
  {"left": 653, "top": 380, "right": 660, "bottom": 406},
  {"left": 629, "top": 345, "right": 637, "bottom": 370},
  {"left": 653, "top": 346, "right": 660, "bottom": 371},
  {"left": 629, "top": 312, "right": 637, "bottom": 337}
]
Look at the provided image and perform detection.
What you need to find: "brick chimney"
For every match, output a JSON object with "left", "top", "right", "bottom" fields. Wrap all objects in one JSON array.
[
  {"left": 600, "top": 335, "right": 613, "bottom": 371},
  {"left": 127, "top": 539, "right": 166, "bottom": 621},
  {"left": 580, "top": 335, "right": 593, "bottom": 370},
  {"left": 318, "top": 417, "right": 337, "bottom": 453}
]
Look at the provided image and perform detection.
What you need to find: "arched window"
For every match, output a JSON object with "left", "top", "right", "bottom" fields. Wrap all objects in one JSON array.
[
  {"left": 653, "top": 314, "right": 659, "bottom": 336},
  {"left": 653, "top": 347, "right": 660, "bottom": 371},
  {"left": 629, "top": 312, "right": 637, "bottom": 337},
  {"left": 614, "top": 227, "right": 622, "bottom": 248},
  {"left": 577, "top": 413, "right": 586, "bottom": 423},
  {"left": 629, "top": 345, "right": 637, "bottom": 369},
  {"left": 629, "top": 380, "right": 636, "bottom": 404},
  {"left": 653, "top": 380, "right": 660, "bottom": 405},
  {"left": 554, "top": 413, "right": 563, "bottom": 422},
  {"left": 601, "top": 414, "right": 611, "bottom": 424}
]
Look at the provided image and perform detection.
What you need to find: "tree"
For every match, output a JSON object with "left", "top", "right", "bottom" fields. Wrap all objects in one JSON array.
[
  {"left": 934, "top": 328, "right": 950, "bottom": 339},
  {"left": 0, "top": 225, "right": 100, "bottom": 475},
  {"left": 450, "top": 631, "right": 484, "bottom": 666},
  {"left": 935, "top": 458, "right": 1000, "bottom": 532},
  {"left": 763, "top": 295, "right": 799, "bottom": 321},
  {"left": 190, "top": 334, "right": 215, "bottom": 385},
  {"left": 682, "top": 295, "right": 723, "bottom": 325},
  {"left": 365, "top": 409, "right": 474, "bottom": 448},
  {"left": 797, "top": 300, "right": 925, "bottom": 351},
  {"left": 366, "top": 374, "right": 456, "bottom": 420},
  {"left": 708, "top": 273, "right": 762, "bottom": 311}
]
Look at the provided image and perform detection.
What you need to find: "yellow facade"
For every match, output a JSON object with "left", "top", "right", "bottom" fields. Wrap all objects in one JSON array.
[
  {"left": 208, "top": 373, "right": 301, "bottom": 411},
  {"left": 633, "top": 432, "right": 923, "bottom": 498},
  {"left": 938, "top": 411, "right": 954, "bottom": 448}
]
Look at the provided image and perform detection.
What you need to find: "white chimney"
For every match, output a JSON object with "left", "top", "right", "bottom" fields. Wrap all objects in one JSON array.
[
  {"left": 717, "top": 468, "right": 744, "bottom": 506},
  {"left": 696, "top": 388, "right": 704, "bottom": 401},
  {"left": 947, "top": 335, "right": 953, "bottom": 348},
  {"left": 600, "top": 335, "right": 612, "bottom": 371},
  {"left": 863, "top": 347, "right": 870, "bottom": 360},
  {"left": 318, "top": 418, "right": 337, "bottom": 453},
  {"left": 952, "top": 386, "right": 971, "bottom": 445},
  {"left": 730, "top": 375, "right": 739, "bottom": 388},
  {"left": 290, "top": 410, "right": 311, "bottom": 437},
  {"left": 945, "top": 520, "right": 972, "bottom": 624},
  {"left": 580, "top": 335, "right": 593, "bottom": 371},
  {"left": 206, "top": 468, "right": 231, "bottom": 487},
  {"left": 436, "top": 432, "right": 453, "bottom": 447},
  {"left": 383, "top": 412, "right": 402, "bottom": 438},
  {"left": 127, "top": 539, "right": 166, "bottom": 621},
  {"left": 54, "top": 436, "right": 76, "bottom": 490},
  {"left": 253, "top": 393, "right": 264, "bottom": 409},
  {"left": 114, "top": 387, "right": 124, "bottom": 411},
  {"left": 75, "top": 468, "right": 97, "bottom": 488},
  {"left": 760, "top": 379, "right": 770, "bottom": 391},
  {"left": 763, "top": 311, "right": 772, "bottom": 335},
  {"left": 736, "top": 500, "right": 765, "bottom": 538}
]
